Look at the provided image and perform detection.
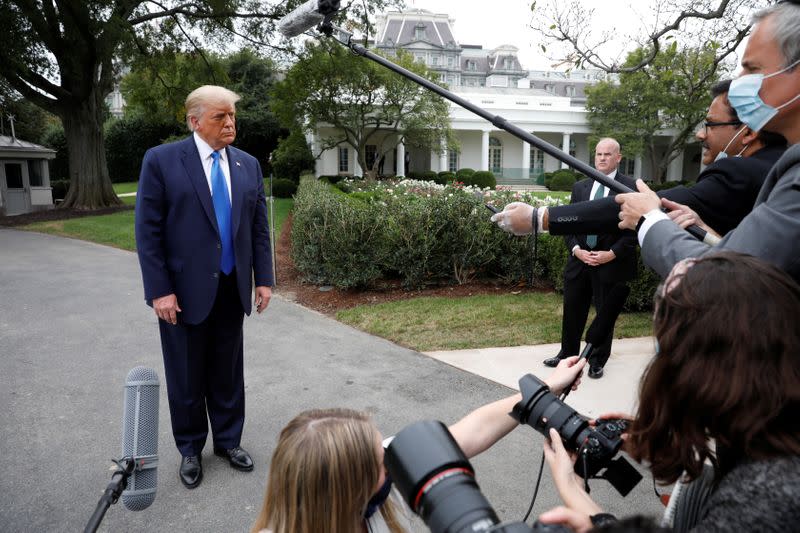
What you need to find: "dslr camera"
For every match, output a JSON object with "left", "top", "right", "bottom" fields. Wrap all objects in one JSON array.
[{"left": 511, "top": 373, "right": 642, "bottom": 496}]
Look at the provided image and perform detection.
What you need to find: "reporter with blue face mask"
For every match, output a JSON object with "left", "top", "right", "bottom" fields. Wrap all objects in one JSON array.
[{"left": 613, "top": 0, "right": 800, "bottom": 282}]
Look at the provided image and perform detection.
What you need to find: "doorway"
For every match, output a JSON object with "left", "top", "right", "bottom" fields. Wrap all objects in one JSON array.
[{"left": 1, "top": 161, "right": 30, "bottom": 215}]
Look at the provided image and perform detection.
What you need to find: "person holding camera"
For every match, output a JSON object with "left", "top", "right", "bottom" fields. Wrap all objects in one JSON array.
[
  {"left": 538, "top": 252, "right": 800, "bottom": 532},
  {"left": 250, "top": 358, "right": 586, "bottom": 533}
]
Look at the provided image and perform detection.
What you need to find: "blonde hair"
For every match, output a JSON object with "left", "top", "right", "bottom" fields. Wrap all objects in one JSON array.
[
  {"left": 252, "top": 408, "right": 406, "bottom": 533},
  {"left": 184, "top": 85, "right": 240, "bottom": 131}
]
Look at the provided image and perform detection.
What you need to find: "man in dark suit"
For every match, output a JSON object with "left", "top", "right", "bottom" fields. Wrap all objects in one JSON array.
[
  {"left": 135, "top": 85, "right": 273, "bottom": 489},
  {"left": 543, "top": 138, "right": 637, "bottom": 379}
]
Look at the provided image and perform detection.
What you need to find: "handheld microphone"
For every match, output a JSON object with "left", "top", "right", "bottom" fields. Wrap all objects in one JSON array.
[
  {"left": 121, "top": 366, "right": 159, "bottom": 511},
  {"left": 278, "top": 0, "right": 341, "bottom": 37}
]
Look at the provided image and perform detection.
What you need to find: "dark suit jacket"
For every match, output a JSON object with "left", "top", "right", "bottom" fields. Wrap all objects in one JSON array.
[
  {"left": 135, "top": 136, "right": 273, "bottom": 325},
  {"left": 547, "top": 145, "right": 786, "bottom": 236},
  {"left": 563, "top": 174, "right": 638, "bottom": 284}
]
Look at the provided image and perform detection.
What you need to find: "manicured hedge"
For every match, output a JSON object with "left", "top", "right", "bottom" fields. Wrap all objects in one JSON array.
[{"left": 290, "top": 179, "right": 662, "bottom": 308}]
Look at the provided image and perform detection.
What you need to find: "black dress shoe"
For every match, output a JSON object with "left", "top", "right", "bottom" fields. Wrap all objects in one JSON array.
[
  {"left": 543, "top": 351, "right": 566, "bottom": 368},
  {"left": 588, "top": 365, "right": 604, "bottom": 379},
  {"left": 179, "top": 455, "right": 203, "bottom": 489},
  {"left": 214, "top": 446, "right": 254, "bottom": 472}
]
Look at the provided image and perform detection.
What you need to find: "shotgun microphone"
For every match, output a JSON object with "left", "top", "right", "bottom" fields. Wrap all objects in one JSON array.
[
  {"left": 120, "top": 366, "right": 159, "bottom": 511},
  {"left": 278, "top": 0, "right": 341, "bottom": 37},
  {"left": 578, "top": 284, "right": 631, "bottom": 361}
]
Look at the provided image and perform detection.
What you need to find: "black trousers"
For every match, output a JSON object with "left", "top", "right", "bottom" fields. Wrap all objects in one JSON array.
[
  {"left": 560, "top": 269, "right": 623, "bottom": 368},
  {"left": 158, "top": 271, "right": 245, "bottom": 457}
]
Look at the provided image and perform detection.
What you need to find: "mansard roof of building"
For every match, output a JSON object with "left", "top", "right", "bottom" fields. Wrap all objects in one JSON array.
[{"left": 375, "top": 9, "right": 458, "bottom": 49}]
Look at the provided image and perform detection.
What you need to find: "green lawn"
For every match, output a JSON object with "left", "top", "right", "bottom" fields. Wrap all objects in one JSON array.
[
  {"left": 337, "top": 292, "right": 653, "bottom": 352},
  {"left": 530, "top": 190, "right": 570, "bottom": 201},
  {"left": 113, "top": 182, "right": 139, "bottom": 195}
]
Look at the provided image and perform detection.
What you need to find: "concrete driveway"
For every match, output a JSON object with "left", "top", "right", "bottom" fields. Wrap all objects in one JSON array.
[{"left": 0, "top": 228, "right": 663, "bottom": 532}]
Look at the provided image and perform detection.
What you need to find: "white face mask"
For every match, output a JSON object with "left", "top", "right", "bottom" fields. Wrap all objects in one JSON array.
[{"left": 713, "top": 126, "right": 748, "bottom": 162}]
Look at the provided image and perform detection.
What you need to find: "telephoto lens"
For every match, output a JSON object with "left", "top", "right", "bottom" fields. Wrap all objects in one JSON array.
[
  {"left": 511, "top": 374, "right": 641, "bottom": 495},
  {"left": 385, "top": 420, "right": 501, "bottom": 533}
]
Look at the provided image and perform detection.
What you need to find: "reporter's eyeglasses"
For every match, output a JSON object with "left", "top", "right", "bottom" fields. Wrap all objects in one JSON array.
[{"left": 703, "top": 120, "right": 742, "bottom": 135}]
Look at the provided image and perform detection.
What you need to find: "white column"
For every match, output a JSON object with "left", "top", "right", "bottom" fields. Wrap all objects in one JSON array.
[
  {"left": 634, "top": 156, "right": 643, "bottom": 180},
  {"left": 667, "top": 149, "right": 685, "bottom": 182},
  {"left": 561, "top": 132, "right": 571, "bottom": 169},
  {"left": 354, "top": 148, "right": 362, "bottom": 178},
  {"left": 522, "top": 140, "right": 531, "bottom": 179},
  {"left": 481, "top": 130, "right": 490, "bottom": 171},
  {"left": 439, "top": 139, "right": 448, "bottom": 173},
  {"left": 396, "top": 142, "right": 405, "bottom": 177}
]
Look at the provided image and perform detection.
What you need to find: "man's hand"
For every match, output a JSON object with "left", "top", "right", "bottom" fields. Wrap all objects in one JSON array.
[
  {"left": 153, "top": 293, "right": 181, "bottom": 325},
  {"left": 574, "top": 248, "right": 598, "bottom": 266},
  {"left": 661, "top": 198, "right": 720, "bottom": 238},
  {"left": 615, "top": 179, "right": 660, "bottom": 230},
  {"left": 490, "top": 202, "right": 534, "bottom": 235},
  {"left": 255, "top": 286, "right": 272, "bottom": 313},
  {"left": 589, "top": 250, "right": 616, "bottom": 265}
]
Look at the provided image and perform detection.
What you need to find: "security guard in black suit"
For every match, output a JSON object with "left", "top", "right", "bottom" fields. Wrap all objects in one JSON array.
[{"left": 544, "top": 138, "right": 637, "bottom": 378}]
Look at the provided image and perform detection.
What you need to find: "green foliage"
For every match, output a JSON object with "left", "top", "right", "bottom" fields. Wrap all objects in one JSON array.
[
  {"left": 586, "top": 44, "right": 722, "bottom": 182},
  {"left": 271, "top": 41, "right": 454, "bottom": 178},
  {"left": 549, "top": 169, "right": 580, "bottom": 191},
  {"left": 463, "top": 170, "right": 496, "bottom": 189},
  {"left": 271, "top": 178, "right": 297, "bottom": 198},
  {"left": 121, "top": 50, "right": 230, "bottom": 124},
  {"left": 41, "top": 125, "right": 69, "bottom": 181},
  {"left": 0, "top": 85, "right": 58, "bottom": 144},
  {"left": 291, "top": 179, "right": 387, "bottom": 288},
  {"left": 436, "top": 171, "right": 455, "bottom": 184},
  {"left": 319, "top": 174, "right": 344, "bottom": 184},
  {"left": 456, "top": 168, "right": 476, "bottom": 181},
  {"left": 292, "top": 180, "right": 540, "bottom": 289},
  {"left": 271, "top": 129, "right": 314, "bottom": 182},
  {"left": 104, "top": 116, "right": 183, "bottom": 182}
]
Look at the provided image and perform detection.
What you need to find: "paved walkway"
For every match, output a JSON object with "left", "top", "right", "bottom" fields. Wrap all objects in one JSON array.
[
  {"left": 426, "top": 336, "right": 655, "bottom": 419},
  {"left": 0, "top": 228, "right": 662, "bottom": 532}
]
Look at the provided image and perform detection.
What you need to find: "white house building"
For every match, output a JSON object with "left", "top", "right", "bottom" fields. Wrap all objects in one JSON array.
[{"left": 312, "top": 8, "right": 701, "bottom": 184}]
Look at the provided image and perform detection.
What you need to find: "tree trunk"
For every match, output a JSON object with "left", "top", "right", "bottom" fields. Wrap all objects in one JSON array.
[{"left": 59, "top": 91, "right": 121, "bottom": 210}]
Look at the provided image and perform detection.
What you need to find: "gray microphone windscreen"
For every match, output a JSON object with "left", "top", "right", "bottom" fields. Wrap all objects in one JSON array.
[
  {"left": 121, "top": 366, "right": 159, "bottom": 511},
  {"left": 278, "top": 0, "right": 324, "bottom": 37}
]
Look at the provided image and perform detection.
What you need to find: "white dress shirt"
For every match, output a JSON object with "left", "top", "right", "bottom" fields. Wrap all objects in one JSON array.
[{"left": 193, "top": 132, "right": 232, "bottom": 205}]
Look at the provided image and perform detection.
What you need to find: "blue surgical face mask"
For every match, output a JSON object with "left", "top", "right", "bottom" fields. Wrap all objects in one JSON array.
[
  {"left": 713, "top": 126, "right": 748, "bottom": 162},
  {"left": 729, "top": 58, "right": 800, "bottom": 131}
]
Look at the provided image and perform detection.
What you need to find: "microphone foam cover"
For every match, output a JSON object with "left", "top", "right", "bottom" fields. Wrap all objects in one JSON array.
[{"left": 121, "top": 366, "right": 159, "bottom": 511}]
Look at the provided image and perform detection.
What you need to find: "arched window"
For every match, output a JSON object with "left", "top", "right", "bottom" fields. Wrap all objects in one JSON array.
[{"left": 489, "top": 137, "right": 503, "bottom": 176}]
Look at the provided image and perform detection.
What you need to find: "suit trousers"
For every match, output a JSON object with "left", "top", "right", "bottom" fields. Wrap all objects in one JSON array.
[
  {"left": 158, "top": 271, "right": 245, "bottom": 456},
  {"left": 560, "top": 268, "right": 622, "bottom": 367}
]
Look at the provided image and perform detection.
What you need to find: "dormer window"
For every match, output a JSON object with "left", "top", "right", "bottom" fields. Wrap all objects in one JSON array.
[
  {"left": 503, "top": 58, "right": 513, "bottom": 69},
  {"left": 545, "top": 84, "right": 554, "bottom": 93},
  {"left": 467, "top": 60, "right": 477, "bottom": 71},
  {"left": 415, "top": 24, "right": 426, "bottom": 41},
  {"left": 565, "top": 85, "right": 576, "bottom": 97}
]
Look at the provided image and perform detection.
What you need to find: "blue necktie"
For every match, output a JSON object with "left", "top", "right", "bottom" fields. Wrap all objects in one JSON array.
[
  {"left": 210, "top": 151, "right": 234, "bottom": 274},
  {"left": 585, "top": 184, "right": 605, "bottom": 249}
]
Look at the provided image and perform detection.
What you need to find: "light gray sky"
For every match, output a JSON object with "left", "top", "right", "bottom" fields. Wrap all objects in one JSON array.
[{"left": 405, "top": 0, "right": 751, "bottom": 72}]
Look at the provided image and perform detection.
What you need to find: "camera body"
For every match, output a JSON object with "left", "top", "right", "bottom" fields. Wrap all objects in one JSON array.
[{"left": 511, "top": 373, "right": 642, "bottom": 496}]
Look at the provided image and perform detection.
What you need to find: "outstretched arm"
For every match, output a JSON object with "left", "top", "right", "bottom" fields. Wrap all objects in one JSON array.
[{"left": 449, "top": 358, "right": 586, "bottom": 458}]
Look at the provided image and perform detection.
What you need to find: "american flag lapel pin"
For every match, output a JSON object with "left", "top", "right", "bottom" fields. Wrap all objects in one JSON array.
[{"left": 236, "top": 161, "right": 241, "bottom": 167}]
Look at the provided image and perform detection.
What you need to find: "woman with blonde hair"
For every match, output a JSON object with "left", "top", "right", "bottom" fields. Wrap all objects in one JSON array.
[{"left": 252, "top": 359, "right": 586, "bottom": 533}]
